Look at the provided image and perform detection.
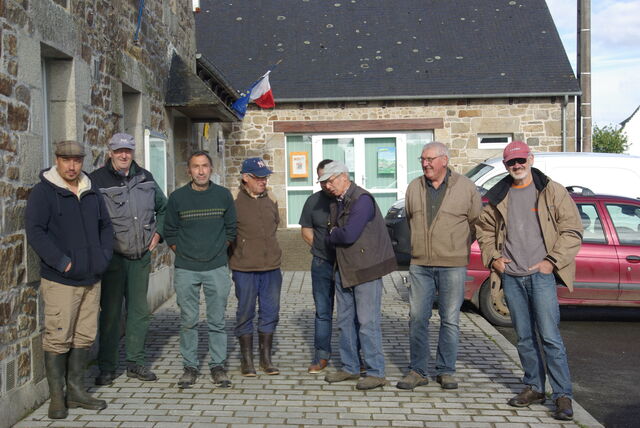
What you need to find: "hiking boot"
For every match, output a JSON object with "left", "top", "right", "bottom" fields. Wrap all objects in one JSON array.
[
  {"left": 508, "top": 386, "right": 546, "bottom": 407},
  {"left": 552, "top": 397, "right": 574, "bottom": 421},
  {"left": 324, "top": 370, "right": 360, "bottom": 383},
  {"left": 396, "top": 370, "right": 429, "bottom": 390},
  {"left": 308, "top": 359, "right": 328, "bottom": 374},
  {"left": 356, "top": 376, "right": 387, "bottom": 390},
  {"left": 239, "top": 334, "right": 257, "bottom": 377},
  {"left": 95, "top": 371, "right": 116, "bottom": 386},
  {"left": 211, "top": 366, "right": 231, "bottom": 388},
  {"left": 178, "top": 366, "right": 199, "bottom": 389},
  {"left": 127, "top": 364, "right": 157, "bottom": 382},
  {"left": 436, "top": 374, "right": 458, "bottom": 390}
]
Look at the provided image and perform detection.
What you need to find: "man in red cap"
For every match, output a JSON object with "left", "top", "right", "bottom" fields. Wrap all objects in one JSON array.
[{"left": 475, "top": 141, "right": 583, "bottom": 421}]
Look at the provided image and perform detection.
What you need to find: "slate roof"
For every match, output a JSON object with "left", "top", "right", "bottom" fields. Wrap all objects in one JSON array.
[{"left": 195, "top": 0, "right": 580, "bottom": 101}]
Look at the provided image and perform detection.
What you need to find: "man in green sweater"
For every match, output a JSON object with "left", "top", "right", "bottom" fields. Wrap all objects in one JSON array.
[{"left": 164, "top": 151, "right": 237, "bottom": 388}]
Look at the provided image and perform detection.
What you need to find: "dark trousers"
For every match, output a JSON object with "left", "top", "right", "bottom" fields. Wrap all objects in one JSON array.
[
  {"left": 233, "top": 269, "right": 282, "bottom": 336},
  {"left": 97, "top": 252, "right": 151, "bottom": 372}
]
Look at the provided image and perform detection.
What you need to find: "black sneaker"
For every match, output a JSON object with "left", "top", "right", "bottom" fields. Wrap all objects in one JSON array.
[
  {"left": 178, "top": 366, "right": 199, "bottom": 389},
  {"left": 211, "top": 366, "right": 231, "bottom": 388},
  {"left": 127, "top": 364, "right": 158, "bottom": 381},
  {"left": 95, "top": 371, "right": 116, "bottom": 386}
]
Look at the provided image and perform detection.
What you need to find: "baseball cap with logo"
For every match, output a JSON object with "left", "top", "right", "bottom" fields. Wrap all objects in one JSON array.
[
  {"left": 55, "top": 140, "right": 86, "bottom": 157},
  {"left": 108, "top": 133, "right": 135, "bottom": 151},
  {"left": 241, "top": 157, "right": 272, "bottom": 177},
  {"left": 502, "top": 141, "right": 531, "bottom": 163}
]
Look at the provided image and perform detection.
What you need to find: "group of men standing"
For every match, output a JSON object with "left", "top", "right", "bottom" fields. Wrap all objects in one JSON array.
[
  {"left": 301, "top": 140, "right": 581, "bottom": 421},
  {"left": 26, "top": 134, "right": 581, "bottom": 423},
  {"left": 26, "top": 135, "right": 283, "bottom": 419}
]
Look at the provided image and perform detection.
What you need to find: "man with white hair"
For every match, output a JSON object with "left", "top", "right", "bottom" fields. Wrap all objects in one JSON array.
[{"left": 397, "top": 141, "right": 482, "bottom": 391}]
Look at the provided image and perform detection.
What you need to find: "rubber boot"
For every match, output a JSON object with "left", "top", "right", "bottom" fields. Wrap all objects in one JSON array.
[
  {"left": 258, "top": 332, "right": 280, "bottom": 375},
  {"left": 239, "top": 334, "right": 256, "bottom": 377},
  {"left": 66, "top": 348, "right": 107, "bottom": 410},
  {"left": 44, "top": 352, "right": 68, "bottom": 419}
]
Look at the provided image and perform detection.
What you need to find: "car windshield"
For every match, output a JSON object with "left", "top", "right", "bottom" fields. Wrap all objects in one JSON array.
[{"left": 465, "top": 163, "right": 494, "bottom": 183}]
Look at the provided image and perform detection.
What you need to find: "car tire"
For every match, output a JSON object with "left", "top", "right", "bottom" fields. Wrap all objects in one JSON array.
[{"left": 479, "top": 280, "right": 513, "bottom": 327}]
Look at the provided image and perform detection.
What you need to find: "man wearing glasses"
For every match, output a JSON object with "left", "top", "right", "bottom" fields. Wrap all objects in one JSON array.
[
  {"left": 398, "top": 142, "right": 481, "bottom": 391},
  {"left": 476, "top": 141, "right": 582, "bottom": 421},
  {"left": 229, "top": 157, "right": 282, "bottom": 377}
]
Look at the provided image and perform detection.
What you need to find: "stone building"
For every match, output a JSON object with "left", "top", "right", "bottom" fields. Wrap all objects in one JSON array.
[
  {"left": 0, "top": 0, "right": 238, "bottom": 424},
  {"left": 196, "top": 0, "right": 581, "bottom": 225}
]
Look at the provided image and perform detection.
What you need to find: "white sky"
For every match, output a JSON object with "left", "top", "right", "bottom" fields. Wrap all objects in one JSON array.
[{"left": 546, "top": 0, "right": 640, "bottom": 126}]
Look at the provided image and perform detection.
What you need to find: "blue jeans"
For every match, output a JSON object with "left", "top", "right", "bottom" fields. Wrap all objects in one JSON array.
[
  {"left": 174, "top": 265, "right": 232, "bottom": 369},
  {"left": 233, "top": 269, "right": 282, "bottom": 336},
  {"left": 311, "top": 257, "right": 335, "bottom": 362},
  {"left": 502, "top": 272, "right": 572, "bottom": 399},
  {"left": 334, "top": 271, "right": 385, "bottom": 378},
  {"left": 408, "top": 265, "right": 466, "bottom": 377}
]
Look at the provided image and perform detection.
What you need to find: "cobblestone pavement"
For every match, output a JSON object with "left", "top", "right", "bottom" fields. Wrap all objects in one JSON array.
[{"left": 16, "top": 272, "right": 602, "bottom": 428}]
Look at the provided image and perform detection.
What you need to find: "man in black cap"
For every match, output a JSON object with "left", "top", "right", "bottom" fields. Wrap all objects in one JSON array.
[
  {"left": 25, "top": 140, "right": 112, "bottom": 419},
  {"left": 229, "top": 157, "right": 283, "bottom": 377},
  {"left": 90, "top": 133, "right": 167, "bottom": 385}
]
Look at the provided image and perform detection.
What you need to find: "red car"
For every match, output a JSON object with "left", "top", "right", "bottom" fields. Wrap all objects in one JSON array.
[{"left": 386, "top": 193, "right": 640, "bottom": 326}]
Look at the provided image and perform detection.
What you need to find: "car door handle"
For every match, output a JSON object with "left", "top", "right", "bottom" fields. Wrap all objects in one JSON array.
[{"left": 626, "top": 255, "right": 640, "bottom": 263}]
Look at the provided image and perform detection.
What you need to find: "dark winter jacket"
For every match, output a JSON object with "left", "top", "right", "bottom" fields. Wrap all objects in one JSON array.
[{"left": 25, "top": 168, "right": 114, "bottom": 286}]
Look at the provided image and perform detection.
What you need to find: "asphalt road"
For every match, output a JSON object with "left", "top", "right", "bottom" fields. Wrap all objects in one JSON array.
[{"left": 495, "top": 306, "right": 640, "bottom": 428}]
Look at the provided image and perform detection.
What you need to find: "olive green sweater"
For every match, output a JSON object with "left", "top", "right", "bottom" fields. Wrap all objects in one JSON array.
[{"left": 164, "top": 182, "right": 237, "bottom": 271}]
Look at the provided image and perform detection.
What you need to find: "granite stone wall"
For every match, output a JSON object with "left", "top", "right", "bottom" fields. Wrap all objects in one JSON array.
[
  {"left": 224, "top": 98, "right": 576, "bottom": 222},
  {"left": 0, "top": 0, "right": 197, "bottom": 424}
]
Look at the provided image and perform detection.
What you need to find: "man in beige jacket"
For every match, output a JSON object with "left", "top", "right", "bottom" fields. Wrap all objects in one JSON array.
[
  {"left": 475, "top": 141, "right": 582, "bottom": 421},
  {"left": 397, "top": 142, "right": 482, "bottom": 391}
]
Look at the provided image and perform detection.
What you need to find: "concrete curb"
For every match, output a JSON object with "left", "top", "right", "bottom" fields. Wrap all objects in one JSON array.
[{"left": 466, "top": 311, "right": 604, "bottom": 428}]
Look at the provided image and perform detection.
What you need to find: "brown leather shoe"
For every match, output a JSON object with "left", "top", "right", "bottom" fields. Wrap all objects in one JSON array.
[
  {"left": 552, "top": 397, "right": 574, "bottom": 421},
  {"left": 308, "top": 359, "right": 328, "bottom": 374},
  {"left": 324, "top": 370, "right": 360, "bottom": 383},
  {"left": 396, "top": 370, "right": 429, "bottom": 390},
  {"left": 356, "top": 376, "right": 388, "bottom": 390},
  {"left": 436, "top": 374, "right": 458, "bottom": 390},
  {"left": 508, "top": 386, "right": 546, "bottom": 407}
]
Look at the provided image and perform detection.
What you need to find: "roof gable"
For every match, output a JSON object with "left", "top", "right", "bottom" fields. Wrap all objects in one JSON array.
[{"left": 196, "top": 0, "right": 580, "bottom": 101}]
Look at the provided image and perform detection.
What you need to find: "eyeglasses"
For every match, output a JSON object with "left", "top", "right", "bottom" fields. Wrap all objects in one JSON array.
[
  {"left": 504, "top": 158, "right": 528, "bottom": 167},
  {"left": 248, "top": 174, "right": 268, "bottom": 181},
  {"left": 418, "top": 155, "right": 444, "bottom": 164}
]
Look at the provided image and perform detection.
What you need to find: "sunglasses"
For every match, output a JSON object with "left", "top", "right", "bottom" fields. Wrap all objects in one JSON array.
[{"left": 505, "top": 158, "right": 528, "bottom": 167}]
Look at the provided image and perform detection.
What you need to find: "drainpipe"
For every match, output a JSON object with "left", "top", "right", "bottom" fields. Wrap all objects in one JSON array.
[{"left": 561, "top": 95, "right": 568, "bottom": 152}]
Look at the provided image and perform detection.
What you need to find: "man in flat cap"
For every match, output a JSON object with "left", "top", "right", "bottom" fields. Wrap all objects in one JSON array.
[
  {"left": 26, "top": 140, "right": 112, "bottom": 419},
  {"left": 90, "top": 133, "right": 167, "bottom": 386},
  {"left": 229, "top": 157, "right": 283, "bottom": 377}
]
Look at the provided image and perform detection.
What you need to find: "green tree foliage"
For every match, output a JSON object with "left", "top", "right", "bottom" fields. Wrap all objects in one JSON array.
[{"left": 592, "top": 124, "right": 629, "bottom": 153}]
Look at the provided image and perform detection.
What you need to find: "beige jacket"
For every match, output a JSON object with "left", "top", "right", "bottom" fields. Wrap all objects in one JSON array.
[
  {"left": 475, "top": 168, "right": 583, "bottom": 291},
  {"left": 405, "top": 169, "right": 482, "bottom": 267}
]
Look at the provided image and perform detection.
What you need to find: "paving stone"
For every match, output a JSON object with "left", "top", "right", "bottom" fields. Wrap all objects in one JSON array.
[{"left": 14, "top": 271, "right": 597, "bottom": 428}]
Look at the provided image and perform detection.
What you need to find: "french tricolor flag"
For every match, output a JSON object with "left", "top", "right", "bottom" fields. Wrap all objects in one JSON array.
[{"left": 232, "top": 71, "right": 275, "bottom": 119}]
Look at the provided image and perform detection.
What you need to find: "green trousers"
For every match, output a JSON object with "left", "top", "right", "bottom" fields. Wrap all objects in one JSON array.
[{"left": 97, "top": 252, "right": 151, "bottom": 372}]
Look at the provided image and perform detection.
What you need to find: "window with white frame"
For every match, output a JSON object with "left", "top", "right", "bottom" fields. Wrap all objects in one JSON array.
[
  {"left": 144, "top": 129, "right": 168, "bottom": 195},
  {"left": 477, "top": 133, "right": 513, "bottom": 149},
  {"left": 284, "top": 131, "right": 433, "bottom": 226}
]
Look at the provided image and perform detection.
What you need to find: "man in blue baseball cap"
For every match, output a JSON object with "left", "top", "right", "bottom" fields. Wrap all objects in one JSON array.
[{"left": 229, "top": 157, "right": 283, "bottom": 376}]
